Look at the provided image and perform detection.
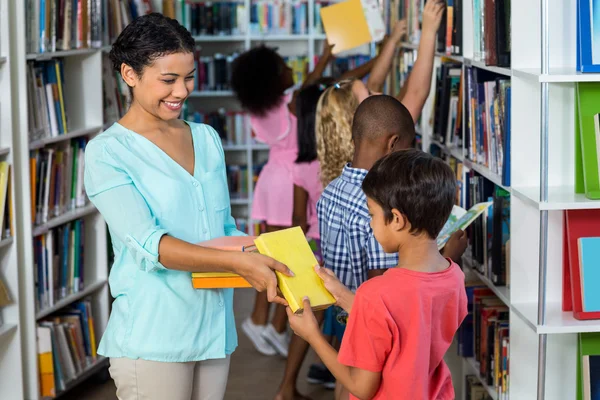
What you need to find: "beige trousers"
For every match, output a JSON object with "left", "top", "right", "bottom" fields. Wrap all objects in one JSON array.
[{"left": 109, "top": 356, "right": 231, "bottom": 400}]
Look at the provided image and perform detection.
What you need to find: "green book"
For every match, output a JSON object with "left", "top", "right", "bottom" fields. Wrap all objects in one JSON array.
[{"left": 575, "top": 83, "right": 600, "bottom": 199}]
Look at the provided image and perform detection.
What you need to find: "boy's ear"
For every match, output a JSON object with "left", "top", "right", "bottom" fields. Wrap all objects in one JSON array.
[
  {"left": 387, "top": 135, "right": 399, "bottom": 154},
  {"left": 390, "top": 208, "right": 406, "bottom": 231}
]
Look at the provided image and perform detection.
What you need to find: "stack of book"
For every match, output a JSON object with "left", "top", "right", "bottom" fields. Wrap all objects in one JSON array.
[{"left": 250, "top": 0, "right": 308, "bottom": 35}]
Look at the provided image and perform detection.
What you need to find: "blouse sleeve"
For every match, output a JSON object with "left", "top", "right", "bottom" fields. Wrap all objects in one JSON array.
[{"left": 84, "top": 140, "right": 168, "bottom": 273}]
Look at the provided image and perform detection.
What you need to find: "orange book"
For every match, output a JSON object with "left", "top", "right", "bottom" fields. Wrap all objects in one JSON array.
[{"left": 191, "top": 236, "right": 257, "bottom": 289}]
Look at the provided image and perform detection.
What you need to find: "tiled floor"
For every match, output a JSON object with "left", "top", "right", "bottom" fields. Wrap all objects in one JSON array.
[{"left": 63, "top": 289, "right": 332, "bottom": 400}]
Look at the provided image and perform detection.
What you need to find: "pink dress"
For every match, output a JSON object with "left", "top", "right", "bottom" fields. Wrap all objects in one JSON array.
[
  {"left": 250, "top": 92, "right": 298, "bottom": 226},
  {"left": 293, "top": 161, "right": 323, "bottom": 240}
]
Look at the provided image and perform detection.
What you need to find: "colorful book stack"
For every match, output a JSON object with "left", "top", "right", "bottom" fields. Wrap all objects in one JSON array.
[
  {"left": 34, "top": 219, "right": 86, "bottom": 313},
  {"left": 37, "top": 300, "right": 98, "bottom": 398},
  {"left": 191, "top": 227, "right": 335, "bottom": 314},
  {"left": 194, "top": 51, "right": 239, "bottom": 92},
  {"left": 30, "top": 138, "right": 88, "bottom": 227},
  {"left": 250, "top": 0, "right": 308, "bottom": 35},
  {"left": 185, "top": 109, "right": 248, "bottom": 146},
  {"left": 470, "top": 0, "right": 510, "bottom": 66},
  {"left": 432, "top": 62, "right": 463, "bottom": 148},
  {"left": 26, "top": 0, "right": 105, "bottom": 54},
  {"left": 27, "top": 60, "right": 69, "bottom": 144},
  {"left": 173, "top": 1, "right": 247, "bottom": 36}
]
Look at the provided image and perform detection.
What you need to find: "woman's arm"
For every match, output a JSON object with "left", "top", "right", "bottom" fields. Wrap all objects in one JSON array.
[
  {"left": 292, "top": 184, "right": 309, "bottom": 234},
  {"left": 84, "top": 141, "right": 292, "bottom": 304}
]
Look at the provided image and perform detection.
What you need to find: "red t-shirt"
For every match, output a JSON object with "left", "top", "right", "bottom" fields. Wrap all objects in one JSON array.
[{"left": 338, "top": 261, "right": 467, "bottom": 400}]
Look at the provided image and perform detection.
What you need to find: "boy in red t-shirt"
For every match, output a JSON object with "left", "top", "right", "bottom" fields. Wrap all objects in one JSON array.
[{"left": 287, "top": 148, "right": 468, "bottom": 400}]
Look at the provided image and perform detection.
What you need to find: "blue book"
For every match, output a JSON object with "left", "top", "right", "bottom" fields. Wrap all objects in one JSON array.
[
  {"left": 579, "top": 237, "right": 600, "bottom": 311},
  {"left": 578, "top": 0, "right": 600, "bottom": 72}
]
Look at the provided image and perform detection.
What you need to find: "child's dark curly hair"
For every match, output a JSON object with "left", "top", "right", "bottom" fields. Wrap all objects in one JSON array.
[
  {"left": 231, "top": 46, "right": 289, "bottom": 116},
  {"left": 109, "top": 13, "right": 195, "bottom": 77}
]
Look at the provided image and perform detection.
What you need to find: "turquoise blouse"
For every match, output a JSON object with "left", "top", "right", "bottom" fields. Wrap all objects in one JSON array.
[{"left": 84, "top": 121, "right": 243, "bottom": 362}]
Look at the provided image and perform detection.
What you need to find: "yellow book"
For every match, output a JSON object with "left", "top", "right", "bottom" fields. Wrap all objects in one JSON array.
[
  {"left": 37, "top": 326, "right": 55, "bottom": 397},
  {"left": 320, "top": 0, "right": 385, "bottom": 54},
  {"left": 253, "top": 227, "right": 335, "bottom": 314}
]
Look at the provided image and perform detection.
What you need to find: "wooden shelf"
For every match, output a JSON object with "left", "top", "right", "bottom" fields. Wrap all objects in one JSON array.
[
  {"left": 29, "top": 125, "right": 103, "bottom": 150},
  {"left": 32, "top": 203, "right": 98, "bottom": 237},
  {"left": 36, "top": 280, "right": 107, "bottom": 320}
]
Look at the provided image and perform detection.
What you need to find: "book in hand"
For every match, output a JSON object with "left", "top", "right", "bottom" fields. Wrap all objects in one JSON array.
[
  {"left": 254, "top": 226, "right": 336, "bottom": 314},
  {"left": 437, "top": 202, "right": 493, "bottom": 249},
  {"left": 320, "top": 0, "right": 385, "bottom": 54},
  {"left": 191, "top": 236, "right": 257, "bottom": 289}
]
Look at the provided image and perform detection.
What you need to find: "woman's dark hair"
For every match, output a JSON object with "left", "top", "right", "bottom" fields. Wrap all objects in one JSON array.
[
  {"left": 295, "top": 77, "right": 335, "bottom": 163},
  {"left": 109, "top": 13, "right": 195, "bottom": 76},
  {"left": 231, "top": 46, "right": 287, "bottom": 116},
  {"left": 362, "top": 149, "right": 456, "bottom": 239}
]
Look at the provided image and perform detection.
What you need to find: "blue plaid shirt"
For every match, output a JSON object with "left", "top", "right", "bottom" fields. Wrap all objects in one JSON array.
[{"left": 317, "top": 164, "right": 398, "bottom": 291}]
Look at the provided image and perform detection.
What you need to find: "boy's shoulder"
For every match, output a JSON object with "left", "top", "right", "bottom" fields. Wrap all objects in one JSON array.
[{"left": 319, "top": 175, "right": 369, "bottom": 219}]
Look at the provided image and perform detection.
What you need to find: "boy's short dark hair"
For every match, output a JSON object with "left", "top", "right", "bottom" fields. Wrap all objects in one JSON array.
[
  {"left": 352, "top": 95, "right": 415, "bottom": 147},
  {"left": 362, "top": 149, "right": 456, "bottom": 239}
]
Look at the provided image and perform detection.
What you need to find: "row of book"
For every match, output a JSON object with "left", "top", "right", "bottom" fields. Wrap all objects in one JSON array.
[
  {"left": 250, "top": 1, "right": 308, "bottom": 35},
  {"left": 102, "top": 55, "right": 130, "bottom": 124},
  {"left": 170, "top": 2, "right": 248, "bottom": 36},
  {"left": 37, "top": 300, "right": 98, "bottom": 398},
  {"left": 30, "top": 139, "right": 88, "bottom": 227},
  {"left": 431, "top": 63, "right": 462, "bottom": 149},
  {"left": 27, "top": 60, "right": 69, "bottom": 143},
  {"left": 464, "top": 66, "right": 511, "bottom": 187},
  {"left": 330, "top": 54, "right": 371, "bottom": 79},
  {"left": 186, "top": 109, "right": 249, "bottom": 146},
  {"left": 194, "top": 51, "right": 238, "bottom": 92},
  {"left": 227, "top": 164, "right": 266, "bottom": 199},
  {"left": 104, "top": 0, "right": 153, "bottom": 45},
  {"left": 26, "top": 0, "right": 104, "bottom": 54},
  {"left": 458, "top": 286, "right": 509, "bottom": 400},
  {"left": 472, "top": 0, "right": 510, "bottom": 67},
  {"left": 34, "top": 218, "right": 86, "bottom": 313}
]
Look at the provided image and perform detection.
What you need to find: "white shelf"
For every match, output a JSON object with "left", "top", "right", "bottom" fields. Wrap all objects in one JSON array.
[
  {"left": 464, "top": 357, "right": 498, "bottom": 400},
  {"left": 32, "top": 203, "right": 98, "bottom": 236},
  {"left": 511, "top": 186, "right": 600, "bottom": 210},
  {"left": 0, "top": 237, "right": 13, "bottom": 250},
  {"left": 0, "top": 324, "right": 17, "bottom": 340},
  {"left": 29, "top": 125, "right": 103, "bottom": 150},
  {"left": 194, "top": 35, "right": 246, "bottom": 42},
  {"left": 188, "top": 90, "right": 235, "bottom": 97},
  {"left": 313, "top": 33, "right": 327, "bottom": 40},
  {"left": 465, "top": 59, "right": 512, "bottom": 76},
  {"left": 26, "top": 47, "right": 99, "bottom": 60},
  {"left": 36, "top": 280, "right": 107, "bottom": 320},
  {"left": 512, "top": 302, "right": 600, "bottom": 334},
  {"left": 250, "top": 34, "right": 310, "bottom": 41},
  {"left": 42, "top": 356, "right": 109, "bottom": 400},
  {"left": 512, "top": 67, "right": 600, "bottom": 82}
]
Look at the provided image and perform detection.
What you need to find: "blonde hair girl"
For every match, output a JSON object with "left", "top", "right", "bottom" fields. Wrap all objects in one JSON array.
[{"left": 315, "top": 79, "right": 360, "bottom": 186}]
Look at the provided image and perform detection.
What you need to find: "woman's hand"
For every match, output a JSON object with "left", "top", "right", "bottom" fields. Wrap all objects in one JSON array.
[{"left": 234, "top": 252, "right": 294, "bottom": 306}]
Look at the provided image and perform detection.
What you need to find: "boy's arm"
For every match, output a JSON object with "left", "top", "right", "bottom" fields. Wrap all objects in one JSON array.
[
  {"left": 292, "top": 185, "right": 309, "bottom": 234},
  {"left": 288, "top": 298, "right": 382, "bottom": 400},
  {"left": 366, "top": 20, "right": 407, "bottom": 94},
  {"left": 396, "top": 0, "right": 445, "bottom": 122}
]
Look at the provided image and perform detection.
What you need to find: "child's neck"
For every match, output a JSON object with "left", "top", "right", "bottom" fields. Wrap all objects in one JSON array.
[
  {"left": 351, "top": 146, "right": 385, "bottom": 171},
  {"left": 396, "top": 238, "right": 450, "bottom": 273}
]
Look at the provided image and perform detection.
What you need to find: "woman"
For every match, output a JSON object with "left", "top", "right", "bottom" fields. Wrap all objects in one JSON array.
[{"left": 84, "top": 13, "right": 292, "bottom": 400}]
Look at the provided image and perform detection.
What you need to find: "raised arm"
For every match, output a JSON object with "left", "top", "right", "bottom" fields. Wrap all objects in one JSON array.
[
  {"left": 397, "top": 0, "right": 445, "bottom": 122},
  {"left": 302, "top": 41, "right": 334, "bottom": 88},
  {"left": 366, "top": 20, "right": 407, "bottom": 93},
  {"left": 84, "top": 140, "right": 292, "bottom": 305}
]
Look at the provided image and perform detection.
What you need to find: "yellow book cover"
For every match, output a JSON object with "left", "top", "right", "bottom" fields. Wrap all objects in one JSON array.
[
  {"left": 320, "top": 0, "right": 385, "bottom": 54},
  {"left": 37, "top": 326, "right": 55, "bottom": 397},
  {"left": 253, "top": 227, "right": 335, "bottom": 314}
]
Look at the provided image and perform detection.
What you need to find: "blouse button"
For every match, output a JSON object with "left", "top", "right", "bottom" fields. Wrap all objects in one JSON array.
[{"left": 193, "top": 181, "right": 199, "bottom": 187}]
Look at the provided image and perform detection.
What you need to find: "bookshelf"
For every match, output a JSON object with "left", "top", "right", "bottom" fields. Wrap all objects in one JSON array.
[
  {"left": 406, "top": 0, "right": 600, "bottom": 398},
  {"left": 8, "top": 0, "right": 111, "bottom": 399},
  {"left": 0, "top": 0, "right": 24, "bottom": 398}
]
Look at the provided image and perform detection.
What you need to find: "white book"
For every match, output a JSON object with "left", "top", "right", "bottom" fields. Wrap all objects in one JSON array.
[
  {"left": 47, "top": 231, "right": 54, "bottom": 307},
  {"left": 45, "top": 84, "right": 59, "bottom": 137}
]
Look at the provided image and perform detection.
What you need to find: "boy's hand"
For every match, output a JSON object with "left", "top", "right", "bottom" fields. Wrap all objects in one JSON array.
[
  {"left": 315, "top": 265, "right": 347, "bottom": 302},
  {"left": 421, "top": 0, "right": 445, "bottom": 34},
  {"left": 286, "top": 297, "right": 321, "bottom": 343},
  {"left": 442, "top": 230, "right": 468, "bottom": 263},
  {"left": 390, "top": 19, "right": 408, "bottom": 43}
]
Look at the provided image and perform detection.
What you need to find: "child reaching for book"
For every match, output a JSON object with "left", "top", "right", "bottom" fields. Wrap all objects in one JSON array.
[
  {"left": 316, "top": 95, "right": 468, "bottom": 399},
  {"left": 288, "top": 148, "right": 468, "bottom": 400},
  {"left": 316, "top": 0, "right": 445, "bottom": 186}
]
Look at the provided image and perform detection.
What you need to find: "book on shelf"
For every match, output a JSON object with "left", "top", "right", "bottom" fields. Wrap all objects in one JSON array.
[
  {"left": 431, "top": 62, "right": 462, "bottom": 148},
  {"left": 285, "top": 56, "right": 309, "bottom": 85},
  {"left": 330, "top": 54, "right": 371, "bottom": 79},
  {"left": 34, "top": 218, "right": 86, "bottom": 313},
  {"left": 458, "top": 285, "right": 509, "bottom": 399},
  {"left": 102, "top": 53, "right": 130, "bottom": 123},
  {"left": 37, "top": 300, "right": 98, "bottom": 397},
  {"left": 169, "top": 1, "right": 247, "bottom": 37},
  {"left": 472, "top": 0, "right": 510, "bottom": 66},
  {"left": 104, "top": 0, "right": 154, "bottom": 44},
  {"left": 27, "top": 60, "right": 69, "bottom": 143},
  {"left": 30, "top": 138, "right": 88, "bottom": 227},
  {"left": 26, "top": 0, "right": 104, "bottom": 54},
  {"left": 184, "top": 108, "right": 248, "bottom": 146},
  {"left": 577, "top": 0, "right": 600, "bottom": 73},
  {"left": 249, "top": 0, "right": 308, "bottom": 35},
  {"left": 194, "top": 50, "right": 239, "bottom": 92},
  {"left": 320, "top": 0, "right": 385, "bottom": 54},
  {"left": 464, "top": 66, "right": 511, "bottom": 187},
  {"left": 575, "top": 82, "right": 600, "bottom": 200},
  {"left": 313, "top": 1, "right": 332, "bottom": 34}
]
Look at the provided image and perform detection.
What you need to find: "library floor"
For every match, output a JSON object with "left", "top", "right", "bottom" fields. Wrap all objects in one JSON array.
[{"left": 63, "top": 288, "right": 332, "bottom": 400}]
